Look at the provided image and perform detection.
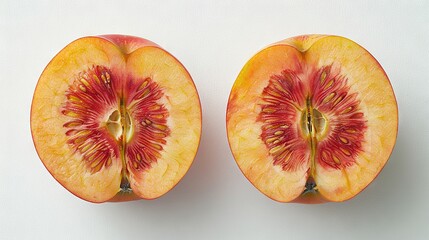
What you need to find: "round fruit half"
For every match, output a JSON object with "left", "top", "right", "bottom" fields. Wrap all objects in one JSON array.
[
  {"left": 31, "top": 35, "right": 202, "bottom": 203},
  {"left": 226, "top": 35, "right": 398, "bottom": 203}
]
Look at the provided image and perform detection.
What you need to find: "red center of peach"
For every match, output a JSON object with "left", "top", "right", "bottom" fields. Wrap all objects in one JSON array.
[
  {"left": 258, "top": 65, "right": 367, "bottom": 172},
  {"left": 61, "top": 65, "right": 170, "bottom": 175}
]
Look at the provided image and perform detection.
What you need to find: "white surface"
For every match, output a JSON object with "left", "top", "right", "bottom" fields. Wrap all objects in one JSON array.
[{"left": 1, "top": 0, "right": 428, "bottom": 239}]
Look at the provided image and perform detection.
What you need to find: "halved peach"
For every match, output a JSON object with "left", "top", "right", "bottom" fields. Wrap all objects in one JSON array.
[
  {"left": 31, "top": 35, "right": 202, "bottom": 203},
  {"left": 227, "top": 35, "right": 398, "bottom": 203}
]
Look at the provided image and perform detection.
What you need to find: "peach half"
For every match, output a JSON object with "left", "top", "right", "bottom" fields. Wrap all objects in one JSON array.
[
  {"left": 31, "top": 35, "right": 202, "bottom": 203},
  {"left": 226, "top": 35, "right": 398, "bottom": 203}
]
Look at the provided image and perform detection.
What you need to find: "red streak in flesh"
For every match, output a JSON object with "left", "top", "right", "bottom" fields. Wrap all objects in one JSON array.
[
  {"left": 311, "top": 66, "right": 367, "bottom": 169},
  {"left": 258, "top": 70, "right": 309, "bottom": 171},
  {"left": 125, "top": 77, "right": 170, "bottom": 174},
  {"left": 62, "top": 66, "right": 119, "bottom": 173}
]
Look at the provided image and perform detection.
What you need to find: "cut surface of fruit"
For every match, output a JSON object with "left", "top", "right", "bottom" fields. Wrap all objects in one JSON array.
[
  {"left": 227, "top": 35, "right": 398, "bottom": 203},
  {"left": 31, "top": 35, "right": 201, "bottom": 202}
]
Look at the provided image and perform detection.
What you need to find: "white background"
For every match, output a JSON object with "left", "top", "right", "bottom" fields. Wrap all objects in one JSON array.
[{"left": 1, "top": 0, "right": 428, "bottom": 239}]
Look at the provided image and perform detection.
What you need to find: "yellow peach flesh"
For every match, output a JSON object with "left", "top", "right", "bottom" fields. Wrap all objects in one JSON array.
[
  {"left": 126, "top": 47, "right": 202, "bottom": 199},
  {"left": 306, "top": 36, "right": 398, "bottom": 201},
  {"left": 31, "top": 36, "right": 201, "bottom": 202},
  {"left": 227, "top": 35, "right": 397, "bottom": 202}
]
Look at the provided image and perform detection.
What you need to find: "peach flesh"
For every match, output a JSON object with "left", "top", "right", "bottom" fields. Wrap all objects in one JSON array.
[
  {"left": 227, "top": 35, "right": 398, "bottom": 203},
  {"left": 31, "top": 35, "right": 202, "bottom": 202}
]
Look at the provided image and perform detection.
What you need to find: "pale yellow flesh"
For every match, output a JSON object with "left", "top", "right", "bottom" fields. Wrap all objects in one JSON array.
[
  {"left": 307, "top": 36, "right": 397, "bottom": 201},
  {"left": 227, "top": 35, "right": 397, "bottom": 202},
  {"left": 31, "top": 37, "right": 201, "bottom": 202},
  {"left": 126, "top": 47, "right": 201, "bottom": 199},
  {"left": 227, "top": 46, "right": 309, "bottom": 202}
]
